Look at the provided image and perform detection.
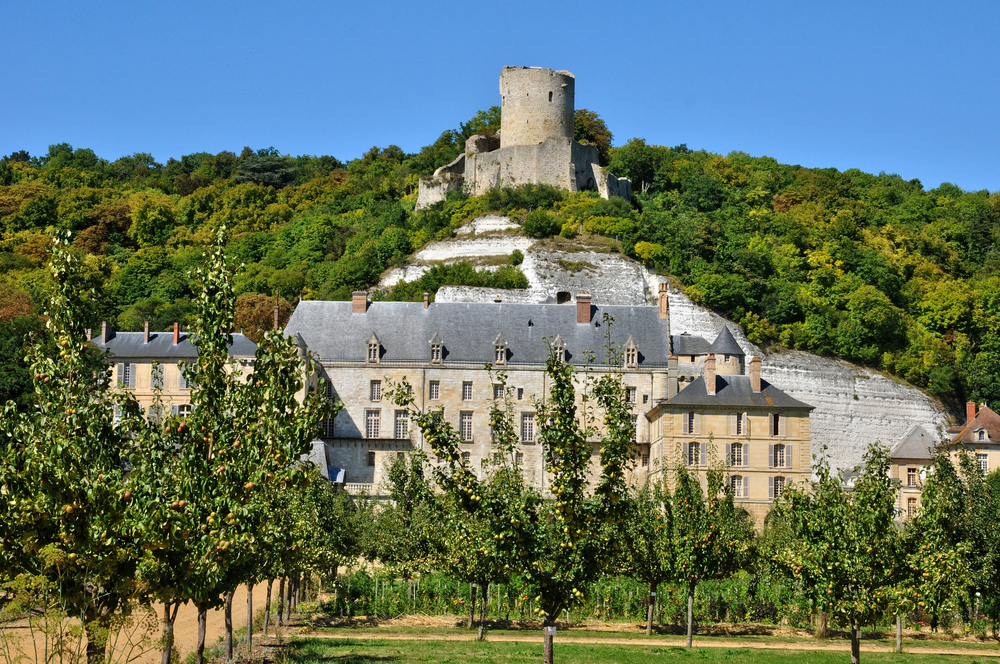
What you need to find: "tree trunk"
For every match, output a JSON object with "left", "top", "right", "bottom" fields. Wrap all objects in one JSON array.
[
  {"left": 850, "top": 625, "right": 861, "bottom": 664},
  {"left": 895, "top": 614, "right": 902, "bottom": 653},
  {"left": 195, "top": 605, "right": 207, "bottom": 664},
  {"left": 286, "top": 575, "right": 294, "bottom": 622},
  {"left": 84, "top": 605, "right": 111, "bottom": 664},
  {"left": 477, "top": 583, "right": 488, "bottom": 641},
  {"left": 467, "top": 583, "right": 476, "bottom": 630},
  {"left": 816, "top": 611, "right": 828, "bottom": 638},
  {"left": 543, "top": 624, "right": 555, "bottom": 664},
  {"left": 686, "top": 585, "right": 695, "bottom": 647},
  {"left": 263, "top": 579, "right": 273, "bottom": 637},
  {"left": 224, "top": 591, "right": 234, "bottom": 663},
  {"left": 160, "top": 602, "right": 179, "bottom": 664},
  {"left": 646, "top": 584, "right": 656, "bottom": 636},
  {"left": 277, "top": 577, "right": 285, "bottom": 627},
  {"left": 247, "top": 583, "right": 254, "bottom": 648}
]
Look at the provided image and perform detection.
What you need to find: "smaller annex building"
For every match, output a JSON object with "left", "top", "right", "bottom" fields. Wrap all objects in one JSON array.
[
  {"left": 91, "top": 321, "right": 257, "bottom": 419},
  {"left": 644, "top": 355, "right": 814, "bottom": 525}
]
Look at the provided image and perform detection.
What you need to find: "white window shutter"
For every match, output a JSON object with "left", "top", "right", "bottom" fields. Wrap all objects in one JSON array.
[
  {"left": 779, "top": 415, "right": 786, "bottom": 437},
  {"left": 700, "top": 442, "right": 707, "bottom": 466},
  {"left": 171, "top": 404, "right": 178, "bottom": 416},
  {"left": 116, "top": 363, "right": 125, "bottom": 387},
  {"left": 769, "top": 413, "right": 775, "bottom": 436},
  {"left": 768, "top": 444, "right": 774, "bottom": 469},
  {"left": 744, "top": 443, "right": 750, "bottom": 467},
  {"left": 769, "top": 476, "right": 774, "bottom": 499},
  {"left": 129, "top": 364, "right": 136, "bottom": 389},
  {"left": 786, "top": 444, "right": 793, "bottom": 468},
  {"left": 743, "top": 476, "right": 749, "bottom": 498},
  {"left": 694, "top": 413, "right": 700, "bottom": 434},
  {"left": 725, "top": 443, "right": 731, "bottom": 465},
  {"left": 729, "top": 415, "right": 737, "bottom": 436},
  {"left": 682, "top": 412, "right": 689, "bottom": 434},
  {"left": 743, "top": 412, "right": 749, "bottom": 436}
]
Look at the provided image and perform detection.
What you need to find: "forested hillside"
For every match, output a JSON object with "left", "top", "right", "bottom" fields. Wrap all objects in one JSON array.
[{"left": 1, "top": 108, "right": 998, "bottom": 410}]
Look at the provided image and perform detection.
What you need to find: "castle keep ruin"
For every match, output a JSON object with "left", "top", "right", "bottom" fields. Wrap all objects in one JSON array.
[{"left": 416, "top": 67, "right": 632, "bottom": 209}]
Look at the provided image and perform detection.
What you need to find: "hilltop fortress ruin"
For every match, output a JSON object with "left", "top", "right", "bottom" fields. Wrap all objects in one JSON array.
[{"left": 416, "top": 67, "right": 632, "bottom": 209}]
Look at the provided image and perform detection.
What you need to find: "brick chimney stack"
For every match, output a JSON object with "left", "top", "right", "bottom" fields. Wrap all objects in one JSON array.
[
  {"left": 101, "top": 321, "right": 113, "bottom": 343},
  {"left": 423, "top": 292, "right": 429, "bottom": 308},
  {"left": 705, "top": 354, "right": 717, "bottom": 396},
  {"left": 967, "top": 401, "right": 978, "bottom": 424},
  {"left": 173, "top": 322, "right": 180, "bottom": 345},
  {"left": 749, "top": 356, "right": 762, "bottom": 393},
  {"left": 658, "top": 282, "right": 669, "bottom": 319},
  {"left": 352, "top": 290, "right": 368, "bottom": 314},
  {"left": 576, "top": 293, "right": 592, "bottom": 324},
  {"left": 144, "top": 321, "right": 150, "bottom": 344}
]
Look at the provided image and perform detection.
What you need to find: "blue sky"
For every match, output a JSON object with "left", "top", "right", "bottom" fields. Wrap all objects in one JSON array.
[{"left": 3, "top": 0, "right": 998, "bottom": 191}]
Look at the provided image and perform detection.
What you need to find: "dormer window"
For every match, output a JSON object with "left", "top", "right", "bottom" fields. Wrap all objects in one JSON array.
[
  {"left": 429, "top": 332, "right": 443, "bottom": 364},
  {"left": 367, "top": 332, "right": 381, "bottom": 364},
  {"left": 494, "top": 332, "right": 507, "bottom": 365},
  {"left": 551, "top": 334, "right": 566, "bottom": 363},
  {"left": 976, "top": 428, "right": 988, "bottom": 441},
  {"left": 624, "top": 336, "right": 638, "bottom": 368}
]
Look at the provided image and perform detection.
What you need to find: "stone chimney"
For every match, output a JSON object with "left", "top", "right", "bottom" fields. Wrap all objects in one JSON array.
[
  {"left": 101, "top": 321, "right": 114, "bottom": 343},
  {"left": 173, "top": 322, "right": 180, "bottom": 345},
  {"left": 749, "top": 356, "right": 762, "bottom": 393},
  {"left": 667, "top": 355, "right": 678, "bottom": 399},
  {"left": 423, "top": 292, "right": 430, "bottom": 308},
  {"left": 705, "top": 354, "right": 717, "bottom": 396},
  {"left": 143, "top": 321, "right": 150, "bottom": 344},
  {"left": 576, "top": 293, "right": 592, "bottom": 324},
  {"left": 352, "top": 290, "right": 368, "bottom": 314},
  {"left": 967, "top": 401, "right": 978, "bottom": 424},
  {"left": 658, "top": 282, "right": 669, "bottom": 319}
]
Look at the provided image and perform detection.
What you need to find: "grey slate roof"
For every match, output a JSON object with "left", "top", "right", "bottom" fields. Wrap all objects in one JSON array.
[
  {"left": 672, "top": 333, "right": 710, "bottom": 356},
  {"left": 657, "top": 375, "right": 813, "bottom": 410},
  {"left": 284, "top": 300, "right": 674, "bottom": 366},
  {"left": 891, "top": 424, "right": 936, "bottom": 461},
  {"left": 709, "top": 327, "right": 744, "bottom": 356},
  {"left": 95, "top": 331, "right": 257, "bottom": 359}
]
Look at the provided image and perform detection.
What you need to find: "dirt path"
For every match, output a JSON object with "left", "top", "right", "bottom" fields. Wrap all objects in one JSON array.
[
  {"left": 300, "top": 629, "right": 1000, "bottom": 658},
  {"left": 1, "top": 583, "right": 282, "bottom": 664}
]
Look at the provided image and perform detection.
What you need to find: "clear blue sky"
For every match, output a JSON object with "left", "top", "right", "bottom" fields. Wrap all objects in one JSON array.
[{"left": 4, "top": 0, "right": 998, "bottom": 191}]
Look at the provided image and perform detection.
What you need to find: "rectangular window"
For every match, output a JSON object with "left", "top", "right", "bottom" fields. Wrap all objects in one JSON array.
[
  {"left": 370, "top": 380, "right": 382, "bottom": 402},
  {"left": 641, "top": 453, "right": 649, "bottom": 468},
  {"left": 367, "top": 450, "right": 376, "bottom": 467},
  {"left": 522, "top": 413, "right": 535, "bottom": 442},
  {"left": 735, "top": 413, "right": 743, "bottom": 435},
  {"left": 460, "top": 412, "right": 473, "bottom": 442},
  {"left": 907, "top": 497, "right": 917, "bottom": 518},
  {"left": 430, "top": 345, "right": 441, "bottom": 362},
  {"left": 686, "top": 412, "right": 695, "bottom": 434},
  {"left": 773, "top": 476, "right": 785, "bottom": 498},
  {"left": 461, "top": 451, "right": 471, "bottom": 463},
  {"left": 688, "top": 442, "right": 699, "bottom": 466},
  {"left": 118, "top": 363, "right": 135, "bottom": 389},
  {"left": 151, "top": 365, "right": 163, "bottom": 390},
  {"left": 731, "top": 442, "right": 743, "bottom": 466},
  {"left": 365, "top": 410, "right": 380, "bottom": 439},
  {"left": 429, "top": 381, "right": 440, "bottom": 400},
  {"left": 907, "top": 467, "right": 917, "bottom": 487},
  {"left": 517, "top": 387, "right": 524, "bottom": 401},
  {"left": 462, "top": 382, "right": 473, "bottom": 401},
  {"left": 177, "top": 405, "right": 192, "bottom": 418},
  {"left": 771, "top": 414, "right": 781, "bottom": 437},
  {"left": 494, "top": 384, "right": 504, "bottom": 400},
  {"left": 774, "top": 444, "right": 786, "bottom": 469},
  {"left": 495, "top": 346, "right": 505, "bottom": 363},
  {"left": 147, "top": 405, "right": 163, "bottom": 423},
  {"left": 642, "top": 394, "right": 649, "bottom": 404},
  {"left": 394, "top": 411, "right": 409, "bottom": 439},
  {"left": 181, "top": 374, "right": 193, "bottom": 390},
  {"left": 515, "top": 452, "right": 524, "bottom": 465},
  {"left": 630, "top": 414, "right": 638, "bottom": 441},
  {"left": 978, "top": 453, "right": 988, "bottom": 475},
  {"left": 627, "top": 387, "right": 637, "bottom": 403},
  {"left": 730, "top": 475, "right": 743, "bottom": 496}
]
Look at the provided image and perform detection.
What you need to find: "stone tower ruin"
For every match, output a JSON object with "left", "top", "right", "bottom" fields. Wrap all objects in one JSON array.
[{"left": 416, "top": 67, "right": 631, "bottom": 209}]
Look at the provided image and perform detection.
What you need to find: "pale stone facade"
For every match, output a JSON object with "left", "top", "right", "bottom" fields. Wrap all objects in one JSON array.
[{"left": 416, "top": 67, "right": 632, "bottom": 209}]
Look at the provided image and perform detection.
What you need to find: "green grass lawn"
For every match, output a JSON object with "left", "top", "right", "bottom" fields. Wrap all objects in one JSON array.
[{"left": 284, "top": 636, "right": 998, "bottom": 664}]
